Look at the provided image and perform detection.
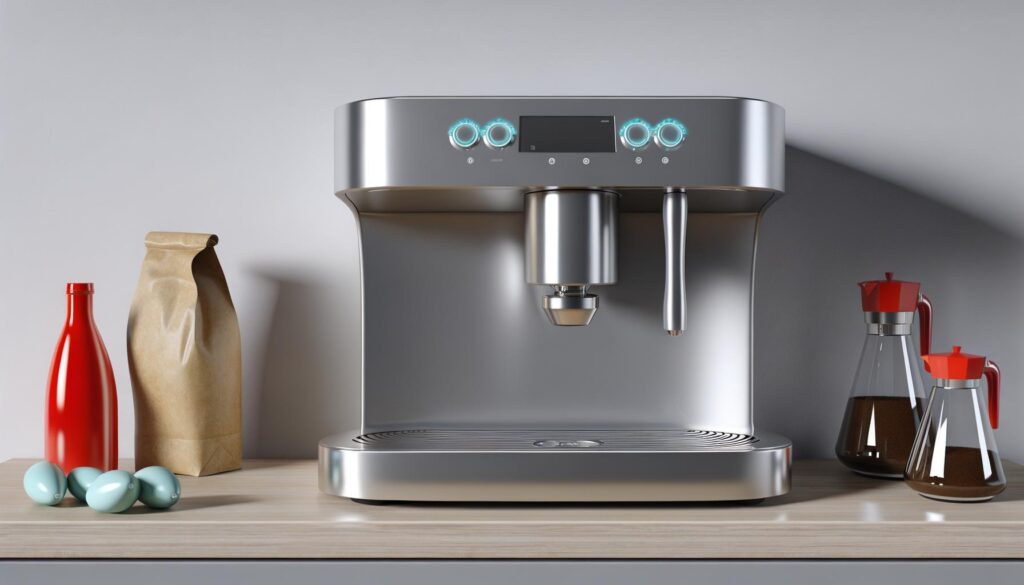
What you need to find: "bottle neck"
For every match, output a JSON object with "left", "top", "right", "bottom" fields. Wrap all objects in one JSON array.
[
  {"left": 66, "top": 293, "right": 95, "bottom": 327},
  {"left": 864, "top": 311, "right": 914, "bottom": 336}
]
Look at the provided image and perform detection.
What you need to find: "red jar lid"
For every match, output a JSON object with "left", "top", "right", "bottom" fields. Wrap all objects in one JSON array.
[
  {"left": 923, "top": 346, "right": 987, "bottom": 379},
  {"left": 858, "top": 272, "right": 920, "bottom": 312},
  {"left": 66, "top": 283, "right": 94, "bottom": 294}
]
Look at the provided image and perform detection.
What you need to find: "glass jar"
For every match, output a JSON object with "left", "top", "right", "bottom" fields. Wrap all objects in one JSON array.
[
  {"left": 836, "top": 273, "right": 932, "bottom": 478},
  {"left": 905, "top": 346, "right": 1005, "bottom": 502}
]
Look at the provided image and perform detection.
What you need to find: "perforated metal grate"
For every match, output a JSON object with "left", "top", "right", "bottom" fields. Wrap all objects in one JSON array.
[{"left": 351, "top": 429, "right": 759, "bottom": 451}]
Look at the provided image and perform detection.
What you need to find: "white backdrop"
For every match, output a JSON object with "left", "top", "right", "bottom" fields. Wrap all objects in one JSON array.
[{"left": 2, "top": 0, "right": 1022, "bottom": 462}]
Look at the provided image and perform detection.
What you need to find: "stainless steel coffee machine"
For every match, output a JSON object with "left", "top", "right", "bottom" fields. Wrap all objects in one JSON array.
[{"left": 320, "top": 97, "right": 791, "bottom": 502}]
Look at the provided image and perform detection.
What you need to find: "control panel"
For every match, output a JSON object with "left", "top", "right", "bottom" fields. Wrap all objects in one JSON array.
[{"left": 448, "top": 115, "right": 688, "bottom": 154}]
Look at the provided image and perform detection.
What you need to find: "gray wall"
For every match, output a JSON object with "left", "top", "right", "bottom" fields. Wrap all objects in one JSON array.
[{"left": 1, "top": 0, "right": 1021, "bottom": 462}]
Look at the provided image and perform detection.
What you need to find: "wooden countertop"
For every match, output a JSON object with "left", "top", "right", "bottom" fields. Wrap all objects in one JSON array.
[{"left": 2, "top": 458, "right": 1023, "bottom": 559}]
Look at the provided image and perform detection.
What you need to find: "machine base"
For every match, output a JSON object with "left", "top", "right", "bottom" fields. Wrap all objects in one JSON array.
[{"left": 319, "top": 429, "right": 791, "bottom": 502}]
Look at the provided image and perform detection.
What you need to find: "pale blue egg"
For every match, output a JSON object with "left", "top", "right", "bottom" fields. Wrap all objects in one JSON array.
[
  {"left": 22, "top": 461, "right": 67, "bottom": 506},
  {"left": 85, "top": 470, "right": 140, "bottom": 513},
  {"left": 134, "top": 466, "right": 181, "bottom": 509},
  {"left": 67, "top": 467, "right": 103, "bottom": 502}
]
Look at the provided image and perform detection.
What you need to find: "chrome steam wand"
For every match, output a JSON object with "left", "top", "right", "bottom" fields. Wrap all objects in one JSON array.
[{"left": 663, "top": 189, "right": 687, "bottom": 335}]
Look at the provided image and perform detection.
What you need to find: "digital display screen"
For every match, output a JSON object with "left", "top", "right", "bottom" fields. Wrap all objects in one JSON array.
[{"left": 518, "top": 116, "right": 616, "bottom": 153}]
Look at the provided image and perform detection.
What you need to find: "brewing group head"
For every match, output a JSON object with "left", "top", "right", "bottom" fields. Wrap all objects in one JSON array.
[
  {"left": 542, "top": 285, "right": 599, "bottom": 327},
  {"left": 525, "top": 190, "right": 617, "bottom": 327}
]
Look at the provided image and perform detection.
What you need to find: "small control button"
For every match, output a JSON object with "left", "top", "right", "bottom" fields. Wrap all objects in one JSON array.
[
  {"left": 482, "top": 118, "right": 516, "bottom": 149},
  {"left": 635, "top": 156, "right": 643, "bottom": 165},
  {"left": 582, "top": 157, "right": 590, "bottom": 165},
  {"left": 661, "top": 156, "right": 669, "bottom": 164},
  {"left": 548, "top": 157, "right": 556, "bottom": 165},
  {"left": 619, "top": 118, "right": 652, "bottom": 151},
  {"left": 467, "top": 156, "right": 474, "bottom": 164},
  {"left": 653, "top": 118, "right": 688, "bottom": 150},
  {"left": 448, "top": 119, "right": 480, "bottom": 150}
]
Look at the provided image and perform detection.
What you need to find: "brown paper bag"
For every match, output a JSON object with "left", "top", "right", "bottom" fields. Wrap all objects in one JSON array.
[{"left": 127, "top": 232, "right": 241, "bottom": 476}]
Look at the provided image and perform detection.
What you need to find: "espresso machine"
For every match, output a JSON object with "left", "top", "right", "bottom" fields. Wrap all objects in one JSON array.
[{"left": 319, "top": 97, "right": 791, "bottom": 502}]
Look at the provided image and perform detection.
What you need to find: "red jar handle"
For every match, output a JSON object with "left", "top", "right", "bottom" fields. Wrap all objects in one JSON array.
[
  {"left": 984, "top": 360, "right": 1000, "bottom": 429},
  {"left": 917, "top": 294, "right": 933, "bottom": 357}
]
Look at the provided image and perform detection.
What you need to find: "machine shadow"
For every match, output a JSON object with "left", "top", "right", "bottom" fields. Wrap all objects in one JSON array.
[
  {"left": 247, "top": 272, "right": 357, "bottom": 458},
  {"left": 755, "top": 147, "right": 1024, "bottom": 460}
]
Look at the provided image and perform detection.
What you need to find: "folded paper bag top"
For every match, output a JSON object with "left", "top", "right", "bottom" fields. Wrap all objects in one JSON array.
[
  {"left": 143, "top": 231, "right": 219, "bottom": 250},
  {"left": 128, "top": 231, "right": 241, "bottom": 476}
]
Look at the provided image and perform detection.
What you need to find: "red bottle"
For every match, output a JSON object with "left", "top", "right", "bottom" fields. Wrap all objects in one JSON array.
[{"left": 45, "top": 283, "right": 118, "bottom": 472}]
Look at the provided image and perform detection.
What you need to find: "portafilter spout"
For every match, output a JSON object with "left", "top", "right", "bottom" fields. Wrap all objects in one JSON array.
[
  {"left": 663, "top": 189, "right": 687, "bottom": 335},
  {"left": 525, "top": 190, "right": 618, "bottom": 326}
]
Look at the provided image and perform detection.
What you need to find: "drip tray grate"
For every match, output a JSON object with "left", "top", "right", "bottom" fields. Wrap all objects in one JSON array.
[{"left": 351, "top": 429, "right": 759, "bottom": 451}]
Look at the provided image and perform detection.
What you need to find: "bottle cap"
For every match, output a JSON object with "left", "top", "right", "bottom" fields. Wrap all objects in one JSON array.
[
  {"left": 922, "top": 345, "right": 987, "bottom": 379},
  {"left": 66, "top": 283, "right": 94, "bottom": 294},
  {"left": 858, "top": 272, "right": 920, "bottom": 312}
]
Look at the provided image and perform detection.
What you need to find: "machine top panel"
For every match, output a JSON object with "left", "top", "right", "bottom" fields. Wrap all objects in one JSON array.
[{"left": 336, "top": 97, "right": 785, "bottom": 200}]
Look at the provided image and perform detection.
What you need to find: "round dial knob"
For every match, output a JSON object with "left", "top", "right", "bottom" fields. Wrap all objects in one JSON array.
[
  {"left": 448, "top": 119, "right": 480, "bottom": 150},
  {"left": 619, "top": 118, "right": 652, "bottom": 151},
  {"left": 653, "top": 118, "right": 688, "bottom": 150},
  {"left": 482, "top": 118, "right": 516, "bottom": 149}
]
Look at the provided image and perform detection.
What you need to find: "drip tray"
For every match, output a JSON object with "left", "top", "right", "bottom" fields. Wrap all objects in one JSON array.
[{"left": 319, "top": 429, "right": 791, "bottom": 502}]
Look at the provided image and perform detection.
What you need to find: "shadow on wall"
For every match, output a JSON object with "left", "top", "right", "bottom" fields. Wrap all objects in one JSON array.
[
  {"left": 246, "top": 272, "right": 357, "bottom": 458},
  {"left": 755, "top": 147, "right": 1024, "bottom": 460}
]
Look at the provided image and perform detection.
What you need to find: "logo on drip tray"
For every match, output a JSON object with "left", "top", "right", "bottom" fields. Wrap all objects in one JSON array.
[{"left": 532, "top": 439, "right": 604, "bottom": 448}]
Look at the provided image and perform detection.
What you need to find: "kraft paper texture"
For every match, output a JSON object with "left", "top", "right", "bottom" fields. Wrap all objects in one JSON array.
[{"left": 127, "top": 232, "right": 241, "bottom": 476}]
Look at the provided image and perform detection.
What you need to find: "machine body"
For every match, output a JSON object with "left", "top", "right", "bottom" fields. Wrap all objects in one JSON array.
[{"left": 320, "top": 97, "right": 791, "bottom": 502}]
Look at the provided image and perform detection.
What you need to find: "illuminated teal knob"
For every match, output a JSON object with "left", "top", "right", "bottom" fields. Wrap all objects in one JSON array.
[
  {"left": 653, "top": 119, "right": 688, "bottom": 150},
  {"left": 619, "top": 118, "right": 652, "bottom": 151},
  {"left": 448, "top": 119, "right": 480, "bottom": 149},
  {"left": 482, "top": 118, "right": 516, "bottom": 149}
]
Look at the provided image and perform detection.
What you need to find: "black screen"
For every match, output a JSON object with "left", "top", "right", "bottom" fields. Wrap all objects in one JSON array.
[{"left": 518, "top": 116, "right": 616, "bottom": 153}]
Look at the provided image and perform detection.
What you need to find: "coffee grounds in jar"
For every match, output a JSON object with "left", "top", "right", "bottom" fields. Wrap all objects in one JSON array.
[
  {"left": 836, "top": 396, "right": 923, "bottom": 478},
  {"left": 906, "top": 447, "right": 1006, "bottom": 500}
]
